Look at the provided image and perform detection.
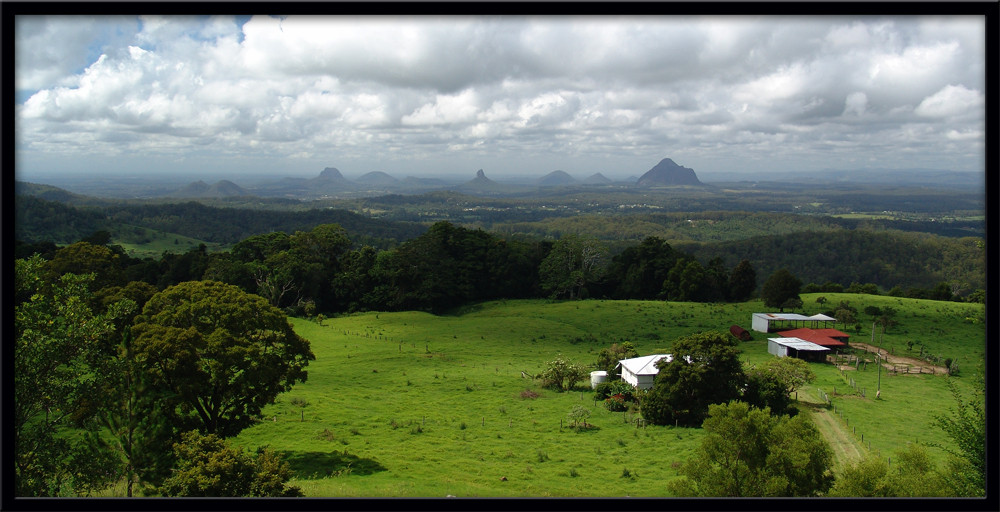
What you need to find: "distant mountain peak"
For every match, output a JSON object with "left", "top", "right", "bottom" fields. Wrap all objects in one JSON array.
[
  {"left": 583, "top": 172, "right": 613, "bottom": 185},
  {"left": 476, "top": 169, "right": 486, "bottom": 179},
  {"left": 355, "top": 171, "right": 399, "bottom": 185},
  {"left": 319, "top": 167, "right": 345, "bottom": 180},
  {"left": 537, "top": 170, "right": 577, "bottom": 186},
  {"left": 636, "top": 158, "right": 703, "bottom": 187}
]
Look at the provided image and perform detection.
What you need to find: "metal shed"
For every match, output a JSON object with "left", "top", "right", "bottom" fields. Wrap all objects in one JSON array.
[
  {"left": 752, "top": 313, "right": 837, "bottom": 333},
  {"left": 767, "top": 337, "right": 830, "bottom": 362}
]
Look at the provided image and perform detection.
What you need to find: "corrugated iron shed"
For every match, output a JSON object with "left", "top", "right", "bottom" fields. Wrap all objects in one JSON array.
[
  {"left": 768, "top": 337, "right": 830, "bottom": 351},
  {"left": 778, "top": 328, "right": 848, "bottom": 346}
]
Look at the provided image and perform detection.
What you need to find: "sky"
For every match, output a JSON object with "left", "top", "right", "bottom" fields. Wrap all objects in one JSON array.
[{"left": 13, "top": 14, "right": 988, "bottom": 182}]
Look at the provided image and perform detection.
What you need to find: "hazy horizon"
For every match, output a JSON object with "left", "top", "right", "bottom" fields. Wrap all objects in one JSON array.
[{"left": 14, "top": 13, "right": 988, "bottom": 183}]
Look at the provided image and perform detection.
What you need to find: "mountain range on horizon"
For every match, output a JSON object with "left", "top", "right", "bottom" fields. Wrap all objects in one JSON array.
[
  {"left": 18, "top": 158, "right": 982, "bottom": 201},
  {"left": 163, "top": 158, "right": 705, "bottom": 199}
]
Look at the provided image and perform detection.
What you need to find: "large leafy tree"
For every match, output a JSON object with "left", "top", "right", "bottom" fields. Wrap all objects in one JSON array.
[
  {"left": 87, "top": 325, "right": 181, "bottom": 496},
  {"left": 14, "top": 255, "right": 132, "bottom": 495},
  {"left": 668, "top": 401, "right": 833, "bottom": 497},
  {"left": 749, "top": 357, "right": 816, "bottom": 396},
  {"left": 44, "top": 241, "right": 125, "bottom": 293},
  {"left": 131, "top": 280, "right": 315, "bottom": 437},
  {"left": 539, "top": 234, "right": 608, "bottom": 299},
  {"left": 760, "top": 268, "right": 802, "bottom": 312},
  {"left": 664, "top": 259, "right": 707, "bottom": 302},
  {"left": 641, "top": 331, "right": 745, "bottom": 427},
  {"left": 606, "top": 236, "right": 683, "bottom": 299},
  {"left": 728, "top": 259, "right": 757, "bottom": 301}
]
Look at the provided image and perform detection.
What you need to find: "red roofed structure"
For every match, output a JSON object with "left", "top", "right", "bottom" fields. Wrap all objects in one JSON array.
[{"left": 777, "top": 328, "right": 851, "bottom": 348}]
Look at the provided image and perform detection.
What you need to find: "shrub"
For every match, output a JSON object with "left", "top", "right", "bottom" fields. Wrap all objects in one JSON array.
[
  {"left": 594, "top": 380, "right": 636, "bottom": 401},
  {"left": 539, "top": 356, "right": 588, "bottom": 391},
  {"left": 568, "top": 405, "right": 591, "bottom": 428},
  {"left": 158, "top": 431, "right": 302, "bottom": 497},
  {"left": 605, "top": 393, "right": 629, "bottom": 412}
]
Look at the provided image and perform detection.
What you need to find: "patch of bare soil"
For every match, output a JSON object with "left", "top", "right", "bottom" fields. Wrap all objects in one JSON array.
[{"left": 851, "top": 342, "right": 949, "bottom": 375}]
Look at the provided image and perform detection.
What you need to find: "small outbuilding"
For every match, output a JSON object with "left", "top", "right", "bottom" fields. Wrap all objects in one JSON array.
[{"left": 767, "top": 337, "right": 830, "bottom": 362}]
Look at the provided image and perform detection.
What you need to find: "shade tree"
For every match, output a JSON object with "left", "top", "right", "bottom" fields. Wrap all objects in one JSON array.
[
  {"left": 641, "top": 331, "right": 745, "bottom": 427},
  {"left": 131, "top": 280, "right": 315, "bottom": 437},
  {"left": 668, "top": 401, "right": 833, "bottom": 497}
]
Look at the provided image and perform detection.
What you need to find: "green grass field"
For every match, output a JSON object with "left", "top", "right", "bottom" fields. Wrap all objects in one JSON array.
[
  {"left": 230, "top": 295, "right": 984, "bottom": 497},
  {"left": 111, "top": 224, "right": 224, "bottom": 258}
]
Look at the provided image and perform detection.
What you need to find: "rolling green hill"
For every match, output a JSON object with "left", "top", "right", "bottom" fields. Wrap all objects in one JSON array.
[{"left": 227, "top": 296, "right": 983, "bottom": 497}]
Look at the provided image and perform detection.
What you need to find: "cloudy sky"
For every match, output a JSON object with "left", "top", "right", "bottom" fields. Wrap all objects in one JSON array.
[{"left": 14, "top": 14, "right": 987, "bottom": 181}]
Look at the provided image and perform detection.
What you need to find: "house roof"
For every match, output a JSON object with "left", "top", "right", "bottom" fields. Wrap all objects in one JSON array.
[
  {"left": 616, "top": 354, "right": 672, "bottom": 376},
  {"left": 777, "top": 328, "right": 848, "bottom": 346},
  {"left": 768, "top": 337, "right": 831, "bottom": 351}
]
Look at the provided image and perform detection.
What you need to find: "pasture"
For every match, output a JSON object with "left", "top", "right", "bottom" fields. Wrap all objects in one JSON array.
[{"left": 232, "top": 295, "right": 984, "bottom": 497}]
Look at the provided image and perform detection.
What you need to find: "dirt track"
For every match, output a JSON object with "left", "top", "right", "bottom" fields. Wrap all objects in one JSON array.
[
  {"left": 806, "top": 406, "right": 864, "bottom": 472},
  {"left": 797, "top": 388, "right": 864, "bottom": 472},
  {"left": 850, "top": 342, "right": 948, "bottom": 375}
]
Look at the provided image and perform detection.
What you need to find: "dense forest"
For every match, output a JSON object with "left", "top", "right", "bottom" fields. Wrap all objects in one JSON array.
[
  {"left": 15, "top": 217, "right": 982, "bottom": 319},
  {"left": 14, "top": 195, "right": 426, "bottom": 248},
  {"left": 14, "top": 192, "right": 985, "bottom": 307},
  {"left": 680, "top": 230, "right": 985, "bottom": 296}
]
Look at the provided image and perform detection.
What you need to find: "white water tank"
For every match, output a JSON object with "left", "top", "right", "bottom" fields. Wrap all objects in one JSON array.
[{"left": 590, "top": 371, "right": 608, "bottom": 389}]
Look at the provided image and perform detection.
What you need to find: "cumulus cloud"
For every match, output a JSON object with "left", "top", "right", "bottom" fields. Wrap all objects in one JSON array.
[
  {"left": 14, "top": 14, "right": 987, "bottom": 177},
  {"left": 915, "top": 84, "right": 984, "bottom": 118}
]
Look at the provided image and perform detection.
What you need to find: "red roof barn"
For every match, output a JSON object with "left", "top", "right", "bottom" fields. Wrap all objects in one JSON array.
[{"left": 776, "top": 327, "right": 851, "bottom": 348}]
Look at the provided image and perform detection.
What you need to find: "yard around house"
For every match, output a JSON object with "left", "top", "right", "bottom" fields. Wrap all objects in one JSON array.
[{"left": 232, "top": 295, "right": 984, "bottom": 497}]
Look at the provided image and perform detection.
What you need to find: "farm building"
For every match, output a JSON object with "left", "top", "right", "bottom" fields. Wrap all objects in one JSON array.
[
  {"left": 751, "top": 313, "right": 837, "bottom": 333},
  {"left": 616, "top": 354, "right": 672, "bottom": 390},
  {"left": 777, "top": 327, "right": 851, "bottom": 350},
  {"left": 767, "top": 337, "right": 830, "bottom": 362}
]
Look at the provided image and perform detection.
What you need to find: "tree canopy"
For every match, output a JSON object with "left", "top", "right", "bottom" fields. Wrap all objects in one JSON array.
[
  {"left": 641, "top": 331, "right": 745, "bottom": 427},
  {"left": 761, "top": 268, "right": 802, "bottom": 312},
  {"left": 131, "top": 280, "right": 315, "bottom": 437},
  {"left": 539, "top": 233, "right": 608, "bottom": 299},
  {"left": 14, "top": 255, "right": 133, "bottom": 495},
  {"left": 668, "top": 401, "right": 833, "bottom": 497}
]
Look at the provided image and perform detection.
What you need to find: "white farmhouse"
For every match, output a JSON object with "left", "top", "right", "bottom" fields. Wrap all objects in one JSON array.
[{"left": 616, "top": 354, "right": 672, "bottom": 390}]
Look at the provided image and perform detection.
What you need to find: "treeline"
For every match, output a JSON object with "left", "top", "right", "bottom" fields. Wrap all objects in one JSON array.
[
  {"left": 15, "top": 222, "right": 761, "bottom": 316},
  {"left": 14, "top": 195, "right": 427, "bottom": 247},
  {"left": 18, "top": 216, "right": 983, "bottom": 318},
  {"left": 681, "top": 230, "right": 985, "bottom": 297}
]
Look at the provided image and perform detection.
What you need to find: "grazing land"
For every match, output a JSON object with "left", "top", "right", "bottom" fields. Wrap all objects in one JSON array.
[{"left": 231, "top": 295, "right": 983, "bottom": 497}]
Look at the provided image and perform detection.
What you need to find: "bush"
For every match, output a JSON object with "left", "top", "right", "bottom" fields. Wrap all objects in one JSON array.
[
  {"left": 594, "top": 380, "right": 636, "bottom": 401},
  {"left": 539, "top": 356, "right": 588, "bottom": 391},
  {"left": 605, "top": 393, "right": 629, "bottom": 412},
  {"left": 158, "top": 431, "right": 303, "bottom": 497}
]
